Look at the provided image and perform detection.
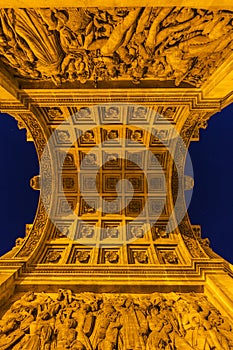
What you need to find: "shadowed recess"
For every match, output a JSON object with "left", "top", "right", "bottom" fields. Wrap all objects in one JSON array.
[{"left": 0, "top": 113, "right": 40, "bottom": 257}]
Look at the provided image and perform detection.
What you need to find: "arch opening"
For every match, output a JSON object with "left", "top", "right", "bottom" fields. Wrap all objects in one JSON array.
[
  {"left": 0, "top": 113, "right": 40, "bottom": 257},
  {"left": 187, "top": 103, "right": 233, "bottom": 264}
]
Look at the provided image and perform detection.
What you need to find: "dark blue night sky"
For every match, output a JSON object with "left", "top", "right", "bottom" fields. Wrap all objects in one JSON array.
[
  {"left": 0, "top": 107, "right": 232, "bottom": 263},
  {"left": 0, "top": 114, "right": 39, "bottom": 256},
  {"left": 188, "top": 103, "right": 233, "bottom": 264}
]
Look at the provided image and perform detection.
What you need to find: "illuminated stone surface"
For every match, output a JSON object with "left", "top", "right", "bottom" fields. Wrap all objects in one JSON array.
[{"left": 0, "top": 2, "right": 232, "bottom": 346}]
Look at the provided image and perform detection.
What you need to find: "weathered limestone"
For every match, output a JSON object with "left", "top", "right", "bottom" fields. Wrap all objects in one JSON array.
[{"left": 0, "top": 3, "right": 232, "bottom": 345}]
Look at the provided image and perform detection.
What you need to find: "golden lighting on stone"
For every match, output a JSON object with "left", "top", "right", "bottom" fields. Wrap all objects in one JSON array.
[{"left": 0, "top": 2, "right": 232, "bottom": 348}]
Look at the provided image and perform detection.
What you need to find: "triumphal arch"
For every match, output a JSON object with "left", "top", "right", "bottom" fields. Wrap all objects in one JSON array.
[{"left": 0, "top": 1, "right": 233, "bottom": 349}]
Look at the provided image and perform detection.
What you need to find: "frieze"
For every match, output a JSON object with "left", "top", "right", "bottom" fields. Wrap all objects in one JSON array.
[
  {"left": 0, "top": 8, "right": 232, "bottom": 87},
  {"left": 0, "top": 289, "right": 232, "bottom": 350}
]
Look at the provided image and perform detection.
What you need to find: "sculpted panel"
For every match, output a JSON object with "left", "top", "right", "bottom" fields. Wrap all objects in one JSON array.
[
  {"left": 0, "top": 290, "right": 232, "bottom": 350},
  {"left": 0, "top": 8, "right": 232, "bottom": 87}
]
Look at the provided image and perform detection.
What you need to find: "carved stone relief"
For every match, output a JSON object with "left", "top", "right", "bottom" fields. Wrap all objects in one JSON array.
[
  {"left": 75, "top": 250, "right": 91, "bottom": 264},
  {"left": 4, "top": 105, "right": 212, "bottom": 262},
  {"left": 43, "top": 249, "right": 63, "bottom": 264},
  {"left": 0, "top": 290, "right": 232, "bottom": 350},
  {"left": 151, "top": 225, "right": 168, "bottom": 239},
  {"left": 104, "top": 250, "right": 119, "bottom": 264},
  {"left": 161, "top": 250, "right": 179, "bottom": 264},
  {"left": 0, "top": 8, "right": 232, "bottom": 87},
  {"left": 133, "top": 250, "right": 148, "bottom": 264}
]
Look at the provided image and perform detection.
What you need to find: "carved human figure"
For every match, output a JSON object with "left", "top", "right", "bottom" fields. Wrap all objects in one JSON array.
[
  {"left": 1, "top": 290, "right": 233, "bottom": 350},
  {"left": 146, "top": 305, "right": 173, "bottom": 350},
  {"left": 8, "top": 292, "right": 37, "bottom": 319},
  {"left": 116, "top": 297, "right": 148, "bottom": 350},
  {"left": 12, "top": 308, "right": 32, "bottom": 335},
  {"left": 59, "top": 27, "right": 80, "bottom": 54},
  {"left": 14, "top": 309, "right": 54, "bottom": 350},
  {"left": 205, "top": 313, "right": 231, "bottom": 350},
  {"left": 214, "top": 315, "right": 233, "bottom": 349},
  {"left": 0, "top": 7, "right": 232, "bottom": 87},
  {"left": 176, "top": 301, "right": 214, "bottom": 350},
  {"left": 13, "top": 9, "right": 64, "bottom": 81},
  {"left": 0, "top": 316, "right": 24, "bottom": 350},
  {"left": 39, "top": 311, "right": 55, "bottom": 350},
  {"left": 57, "top": 289, "right": 76, "bottom": 307},
  {"left": 37, "top": 9, "right": 68, "bottom": 32},
  {"left": 72, "top": 303, "right": 94, "bottom": 350},
  {"left": 178, "top": 11, "right": 233, "bottom": 58},
  {"left": 90, "top": 303, "right": 120, "bottom": 350},
  {"left": 163, "top": 46, "right": 192, "bottom": 86},
  {"left": 55, "top": 313, "right": 79, "bottom": 350},
  {"left": 98, "top": 309, "right": 122, "bottom": 350}
]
